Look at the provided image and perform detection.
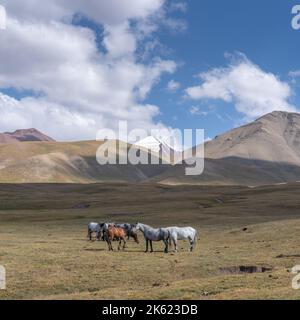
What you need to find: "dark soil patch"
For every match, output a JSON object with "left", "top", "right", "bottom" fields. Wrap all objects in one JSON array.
[
  {"left": 276, "top": 254, "right": 300, "bottom": 258},
  {"left": 73, "top": 203, "right": 90, "bottom": 209},
  {"left": 219, "top": 266, "right": 272, "bottom": 274}
]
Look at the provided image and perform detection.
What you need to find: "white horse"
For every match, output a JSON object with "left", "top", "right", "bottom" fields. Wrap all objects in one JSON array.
[
  {"left": 166, "top": 227, "right": 197, "bottom": 252},
  {"left": 136, "top": 223, "right": 170, "bottom": 253}
]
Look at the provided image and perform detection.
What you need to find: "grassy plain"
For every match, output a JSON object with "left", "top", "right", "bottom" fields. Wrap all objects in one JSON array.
[{"left": 0, "top": 182, "right": 300, "bottom": 299}]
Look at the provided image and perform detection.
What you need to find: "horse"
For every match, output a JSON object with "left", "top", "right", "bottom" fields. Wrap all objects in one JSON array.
[
  {"left": 166, "top": 226, "right": 197, "bottom": 252},
  {"left": 135, "top": 223, "right": 169, "bottom": 253},
  {"left": 87, "top": 222, "right": 103, "bottom": 241},
  {"left": 115, "top": 223, "right": 139, "bottom": 243},
  {"left": 126, "top": 225, "right": 139, "bottom": 244},
  {"left": 106, "top": 226, "right": 127, "bottom": 251},
  {"left": 100, "top": 222, "right": 116, "bottom": 240}
]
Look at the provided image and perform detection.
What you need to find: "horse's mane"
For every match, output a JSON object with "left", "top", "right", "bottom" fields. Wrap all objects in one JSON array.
[
  {"left": 139, "top": 223, "right": 162, "bottom": 231},
  {"left": 139, "top": 223, "right": 153, "bottom": 229}
]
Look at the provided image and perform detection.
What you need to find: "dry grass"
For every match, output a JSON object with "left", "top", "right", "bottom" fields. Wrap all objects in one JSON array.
[{"left": 1, "top": 182, "right": 300, "bottom": 299}]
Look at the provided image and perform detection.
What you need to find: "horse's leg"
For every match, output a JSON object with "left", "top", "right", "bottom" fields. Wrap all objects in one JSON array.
[
  {"left": 110, "top": 237, "right": 114, "bottom": 251},
  {"left": 107, "top": 234, "right": 114, "bottom": 251},
  {"left": 163, "top": 239, "right": 169, "bottom": 253},
  {"left": 118, "top": 239, "right": 121, "bottom": 250},
  {"left": 168, "top": 237, "right": 172, "bottom": 250},
  {"left": 106, "top": 237, "right": 111, "bottom": 251},
  {"left": 188, "top": 236, "right": 193, "bottom": 252},
  {"left": 145, "top": 239, "right": 149, "bottom": 253},
  {"left": 150, "top": 240, "right": 153, "bottom": 253},
  {"left": 123, "top": 237, "right": 126, "bottom": 250},
  {"left": 173, "top": 238, "right": 178, "bottom": 252},
  {"left": 134, "top": 234, "right": 139, "bottom": 244}
]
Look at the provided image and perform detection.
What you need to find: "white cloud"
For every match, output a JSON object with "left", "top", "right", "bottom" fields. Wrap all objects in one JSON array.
[
  {"left": 0, "top": 93, "right": 164, "bottom": 141},
  {"left": 103, "top": 23, "right": 137, "bottom": 58},
  {"left": 185, "top": 56, "right": 297, "bottom": 119},
  {"left": 189, "top": 106, "right": 208, "bottom": 116},
  {"left": 2, "top": 0, "right": 164, "bottom": 25},
  {"left": 167, "top": 79, "right": 181, "bottom": 92},
  {"left": 169, "top": 2, "right": 188, "bottom": 13},
  {"left": 289, "top": 70, "right": 300, "bottom": 78},
  {"left": 0, "top": 0, "right": 181, "bottom": 140}
]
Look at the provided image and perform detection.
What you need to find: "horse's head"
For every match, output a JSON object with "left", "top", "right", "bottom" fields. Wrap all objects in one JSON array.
[{"left": 135, "top": 223, "right": 142, "bottom": 231}]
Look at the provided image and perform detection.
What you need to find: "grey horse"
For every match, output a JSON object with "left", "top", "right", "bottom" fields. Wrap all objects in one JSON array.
[
  {"left": 87, "top": 222, "right": 116, "bottom": 241},
  {"left": 135, "top": 223, "right": 170, "bottom": 253},
  {"left": 87, "top": 222, "right": 102, "bottom": 241}
]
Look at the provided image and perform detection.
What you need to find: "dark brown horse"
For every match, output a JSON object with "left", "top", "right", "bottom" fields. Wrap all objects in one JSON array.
[
  {"left": 106, "top": 226, "right": 127, "bottom": 251},
  {"left": 126, "top": 227, "right": 139, "bottom": 244}
]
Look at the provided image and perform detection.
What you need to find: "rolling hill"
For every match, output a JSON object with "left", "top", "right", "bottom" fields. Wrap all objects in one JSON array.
[
  {"left": 1, "top": 111, "right": 300, "bottom": 185},
  {"left": 0, "top": 139, "right": 169, "bottom": 183}
]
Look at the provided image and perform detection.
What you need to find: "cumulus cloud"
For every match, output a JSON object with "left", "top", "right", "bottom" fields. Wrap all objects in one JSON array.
[
  {"left": 0, "top": 93, "right": 164, "bottom": 141},
  {"left": 185, "top": 55, "right": 297, "bottom": 119},
  {"left": 167, "top": 79, "right": 181, "bottom": 92},
  {"left": 2, "top": 0, "right": 164, "bottom": 25},
  {"left": 0, "top": 0, "right": 181, "bottom": 140}
]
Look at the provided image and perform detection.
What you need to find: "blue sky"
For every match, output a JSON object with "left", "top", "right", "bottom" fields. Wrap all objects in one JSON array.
[
  {"left": 0, "top": 0, "right": 299, "bottom": 141},
  {"left": 148, "top": 0, "right": 300, "bottom": 140}
]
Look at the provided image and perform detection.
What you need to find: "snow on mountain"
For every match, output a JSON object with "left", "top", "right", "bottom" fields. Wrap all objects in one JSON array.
[{"left": 134, "top": 136, "right": 182, "bottom": 163}]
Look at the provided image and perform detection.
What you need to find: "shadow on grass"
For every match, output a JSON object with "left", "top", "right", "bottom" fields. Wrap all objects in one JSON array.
[
  {"left": 83, "top": 248, "right": 106, "bottom": 252},
  {"left": 122, "top": 249, "right": 169, "bottom": 253}
]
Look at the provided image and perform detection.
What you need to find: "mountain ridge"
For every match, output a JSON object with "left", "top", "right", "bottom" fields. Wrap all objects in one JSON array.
[
  {"left": 203, "top": 111, "right": 300, "bottom": 166},
  {"left": 0, "top": 128, "right": 55, "bottom": 143}
]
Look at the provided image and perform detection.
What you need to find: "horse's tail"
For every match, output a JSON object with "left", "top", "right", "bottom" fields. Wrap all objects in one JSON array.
[
  {"left": 168, "top": 230, "right": 172, "bottom": 246},
  {"left": 193, "top": 229, "right": 198, "bottom": 248},
  {"left": 167, "top": 229, "right": 171, "bottom": 243}
]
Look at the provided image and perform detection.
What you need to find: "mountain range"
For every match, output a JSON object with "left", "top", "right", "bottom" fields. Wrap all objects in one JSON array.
[{"left": 1, "top": 111, "right": 300, "bottom": 186}]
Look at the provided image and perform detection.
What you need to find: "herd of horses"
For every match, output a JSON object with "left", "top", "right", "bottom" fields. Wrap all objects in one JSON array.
[{"left": 87, "top": 222, "right": 198, "bottom": 253}]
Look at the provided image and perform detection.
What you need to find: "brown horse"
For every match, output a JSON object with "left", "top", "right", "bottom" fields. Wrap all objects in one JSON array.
[{"left": 106, "top": 226, "right": 127, "bottom": 251}]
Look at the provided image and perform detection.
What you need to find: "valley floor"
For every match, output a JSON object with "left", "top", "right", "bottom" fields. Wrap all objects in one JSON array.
[{"left": 0, "top": 182, "right": 300, "bottom": 299}]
